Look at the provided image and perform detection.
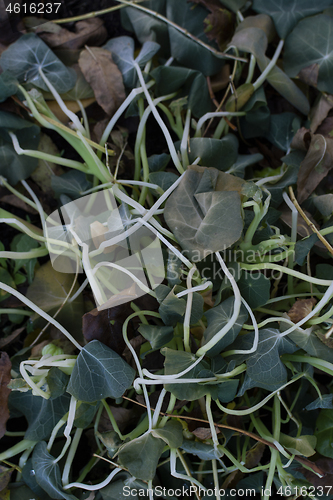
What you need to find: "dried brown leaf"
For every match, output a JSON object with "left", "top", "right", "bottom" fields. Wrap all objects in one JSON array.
[
  {"left": 37, "top": 18, "right": 107, "bottom": 50},
  {"left": 298, "top": 63, "right": 319, "bottom": 88},
  {"left": 192, "top": 426, "right": 221, "bottom": 440},
  {"left": 288, "top": 298, "right": 317, "bottom": 324},
  {"left": 310, "top": 94, "right": 333, "bottom": 133},
  {"left": 0, "top": 466, "right": 12, "bottom": 493},
  {"left": 299, "top": 457, "right": 333, "bottom": 488},
  {"left": 79, "top": 47, "right": 126, "bottom": 116},
  {"left": 290, "top": 127, "right": 311, "bottom": 151},
  {"left": 0, "top": 352, "right": 11, "bottom": 439},
  {"left": 296, "top": 133, "right": 333, "bottom": 204}
]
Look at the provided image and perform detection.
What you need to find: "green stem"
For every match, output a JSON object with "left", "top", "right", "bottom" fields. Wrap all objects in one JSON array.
[
  {"left": 253, "top": 40, "right": 284, "bottom": 90},
  {"left": 0, "top": 440, "right": 37, "bottom": 462},
  {"left": 264, "top": 396, "right": 280, "bottom": 500}
]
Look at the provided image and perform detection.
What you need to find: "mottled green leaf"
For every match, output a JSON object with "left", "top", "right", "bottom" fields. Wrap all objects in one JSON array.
[
  {"left": 67, "top": 340, "right": 135, "bottom": 402},
  {"left": 0, "top": 34, "right": 76, "bottom": 93}
]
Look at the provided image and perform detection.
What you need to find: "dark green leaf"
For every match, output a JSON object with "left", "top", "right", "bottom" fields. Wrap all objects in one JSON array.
[
  {"left": 166, "top": 0, "right": 224, "bottom": 76},
  {"left": 252, "top": 0, "right": 333, "bottom": 39},
  {"left": 151, "top": 65, "right": 211, "bottom": 118},
  {"left": 74, "top": 401, "right": 100, "bottom": 428},
  {"left": 294, "top": 234, "right": 318, "bottom": 266},
  {"left": 180, "top": 439, "right": 222, "bottom": 460},
  {"left": 0, "top": 71, "right": 19, "bottom": 102},
  {"left": 156, "top": 286, "right": 186, "bottom": 326},
  {"left": 237, "top": 271, "right": 270, "bottom": 309},
  {"left": 265, "top": 113, "right": 301, "bottom": 151},
  {"left": 51, "top": 170, "right": 92, "bottom": 199},
  {"left": 149, "top": 171, "right": 179, "bottom": 191},
  {"left": 32, "top": 441, "right": 77, "bottom": 500},
  {"left": 216, "top": 379, "right": 239, "bottom": 403},
  {"left": 118, "top": 433, "right": 165, "bottom": 480},
  {"left": 288, "top": 328, "right": 333, "bottom": 364},
  {"left": 305, "top": 394, "right": 333, "bottom": 411},
  {"left": 138, "top": 323, "right": 174, "bottom": 350},
  {"left": 227, "top": 153, "right": 264, "bottom": 178},
  {"left": 8, "top": 391, "right": 70, "bottom": 441},
  {"left": 0, "top": 34, "right": 76, "bottom": 93},
  {"left": 164, "top": 166, "right": 244, "bottom": 261},
  {"left": 46, "top": 367, "right": 69, "bottom": 400},
  {"left": 284, "top": 14, "right": 333, "bottom": 94},
  {"left": 21, "top": 459, "right": 50, "bottom": 500},
  {"left": 67, "top": 340, "right": 135, "bottom": 402},
  {"left": 151, "top": 420, "right": 183, "bottom": 448},
  {"left": 163, "top": 347, "right": 214, "bottom": 400},
  {"left": 104, "top": 36, "right": 160, "bottom": 88},
  {"left": 185, "top": 136, "right": 239, "bottom": 171},
  {"left": 314, "top": 194, "right": 333, "bottom": 217},
  {"left": 10, "top": 234, "right": 39, "bottom": 283},
  {"left": 203, "top": 296, "right": 248, "bottom": 357},
  {"left": 148, "top": 153, "right": 170, "bottom": 172},
  {"left": 315, "top": 410, "right": 333, "bottom": 458}
]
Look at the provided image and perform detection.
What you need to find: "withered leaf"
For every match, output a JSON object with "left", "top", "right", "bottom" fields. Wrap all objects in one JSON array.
[
  {"left": 315, "top": 330, "right": 333, "bottom": 349},
  {"left": 294, "top": 132, "right": 333, "bottom": 204},
  {"left": 0, "top": 352, "right": 11, "bottom": 439},
  {"left": 192, "top": 426, "right": 221, "bottom": 440},
  {"left": 310, "top": 94, "right": 333, "bottom": 133},
  {"left": 0, "top": 466, "right": 12, "bottom": 493},
  {"left": 288, "top": 298, "right": 317, "bottom": 324},
  {"left": 298, "top": 63, "right": 319, "bottom": 89},
  {"left": 37, "top": 18, "right": 107, "bottom": 50},
  {"left": 79, "top": 47, "right": 126, "bottom": 116},
  {"left": 300, "top": 457, "right": 333, "bottom": 488}
]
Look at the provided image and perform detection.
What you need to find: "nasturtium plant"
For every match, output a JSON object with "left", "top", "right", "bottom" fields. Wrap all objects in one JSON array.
[{"left": 2, "top": 1, "right": 333, "bottom": 498}]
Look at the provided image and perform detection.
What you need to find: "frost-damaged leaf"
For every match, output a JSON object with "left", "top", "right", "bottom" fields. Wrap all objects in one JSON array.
[
  {"left": 203, "top": 296, "right": 248, "bottom": 357},
  {"left": 280, "top": 433, "right": 316, "bottom": 457},
  {"left": 315, "top": 410, "right": 333, "bottom": 459},
  {"left": 8, "top": 391, "right": 70, "bottom": 441},
  {"left": 252, "top": 0, "right": 333, "bottom": 39},
  {"left": 294, "top": 133, "right": 333, "bottom": 204},
  {"left": 79, "top": 47, "right": 126, "bottom": 116},
  {"left": 0, "top": 111, "right": 40, "bottom": 185},
  {"left": 32, "top": 441, "right": 77, "bottom": 500},
  {"left": 0, "top": 33, "right": 76, "bottom": 93},
  {"left": 67, "top": 340, "right": 135, "bottom": 403},
  {"left": 287, "top": 298, "right": 317, "bottom": 324},
  {"left": 0, "top": 352, "right": 11, "bottom": 439},
  {"left": 104, "top": 36, "right": 160, "bottom": 88},
  {"left": 118, "top": 433, "right": 165, "bottom": 481},
  {"left": 164, "top": 166, "right": 245, "bottom": 261},
  {"left": 284, "top": 14, "right": 333, "bottom": 94}
]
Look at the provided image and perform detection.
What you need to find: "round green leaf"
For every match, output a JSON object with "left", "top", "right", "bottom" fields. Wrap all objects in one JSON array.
[{"left": 284, "top": 14, "right": 333, "bottom": 94}]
